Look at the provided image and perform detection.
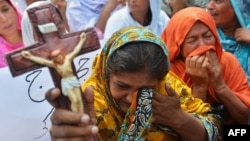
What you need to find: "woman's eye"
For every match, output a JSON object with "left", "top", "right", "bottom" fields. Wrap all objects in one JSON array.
[
  {"left": 204, "top": 34, "right": 213, "bottom": 39},
  {"left": 117, "top": 83, "right": 129, "bottom": 90},
  {"left": 1, "top": 8, "right": 8, "bottom": 13},
  {"left": 186, "top": 38, "right": 196, "bottom": 43}
]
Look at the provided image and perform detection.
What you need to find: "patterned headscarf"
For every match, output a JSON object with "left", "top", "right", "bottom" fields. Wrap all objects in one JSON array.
[{"left": 82, "top": 26, "right": 219, "bottom": 141}]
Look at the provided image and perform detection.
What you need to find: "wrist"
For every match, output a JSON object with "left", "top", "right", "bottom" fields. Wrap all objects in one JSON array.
[
  {"left": 192, "top": 85, "right": 208, "bottom": 101},
  {"left": 214, "top": 83, "right": 228, "bottom": 95},
  {"left": 169, "top": 110, "right": 188, "bottom": 129}
]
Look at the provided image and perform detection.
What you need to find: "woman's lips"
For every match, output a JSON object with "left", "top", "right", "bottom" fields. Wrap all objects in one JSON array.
[
  {"left": 4, "top": 24, "right": 12, "bottom": 30},
  {"left": 119, "top": 100, "right": 131, "bottom": 110},
  {"left": 208, "top": 12, "right": 218, "bottom": 17}
]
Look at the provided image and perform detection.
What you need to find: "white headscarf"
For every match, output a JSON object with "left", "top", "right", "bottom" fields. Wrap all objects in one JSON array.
[{"left": 21, "top": 1, "right": 51, "bottom": 46}]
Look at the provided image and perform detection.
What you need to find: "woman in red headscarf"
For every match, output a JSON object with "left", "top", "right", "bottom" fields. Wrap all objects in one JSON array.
[{"left": 162, "top": 7, "right": 250, "bottom": 124}]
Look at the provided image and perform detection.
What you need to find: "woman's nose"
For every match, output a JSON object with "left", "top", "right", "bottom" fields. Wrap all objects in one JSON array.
[
  {"left": 198, "top": 38, "right": 207, "bottom": 47},
  {"left": 126, "top": 93, "right": 133, "bottom": 103},
  {"left": 130, "top": 0, "right": 136, "bottom": 3},
  {"left": 206, "top": 1, "right": 215, "bottom": 11}
]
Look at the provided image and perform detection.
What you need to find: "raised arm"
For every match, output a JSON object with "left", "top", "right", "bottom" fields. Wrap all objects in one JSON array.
[
  {"left": 21, "top": 51, "right": 54, "bottom": 67},
  {"left": 95, "top": 0, "right": 125, "bottom": 33},
  {"left": 67, "top": 32, "right": 87, "bottom": 60},
  {"left": 51, "top": 0, "right": 70, "bottom": 32}
]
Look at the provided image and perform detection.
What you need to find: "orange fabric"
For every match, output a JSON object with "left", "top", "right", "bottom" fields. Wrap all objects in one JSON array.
[
  {"left": 129, "top": 91, "right": 138, "bottom": 122},
  {"left": 161, "top": 7, "right": 250, "bottom": 108},
  {"left": 161, "top": 8, "right": 222, "bottom": 61},
  {"left": 187, "top": 45, "right": 215, "bottom": 57}
]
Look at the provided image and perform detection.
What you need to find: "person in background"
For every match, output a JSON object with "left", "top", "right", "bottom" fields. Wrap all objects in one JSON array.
[
  {"left": 103, "top": 0, "right": 170, "bottom": 41},
  {"left": 14, "top": 0, "right": 50, "bottom": 13},
  {"left": 207, "top": 0, "right": 250, "bottom": 84},
  {"left": 0, "top": 0, "right": 23, "bottom": 68},
  {"left": 45, "top": 26, "right": 221, "bottom": 141},
  {"left": 161, "top": 0, "right": 208, "bottom": 17},
  {"left": 25, "top": 0, "right": 46, "bottom": 5},
  {"left": 21, "top": 1, "right": 68, "bottom": 46},
  {"left": 14, "top": 0, "right": 69, "bottom": 31},
  {"left": 161, "top": 7, "right": 250, "bottom": 124},
  {"left": 66, "top": 0, "right": 125, "bottom": 40},
  {"left": 51, "top": 0, "right": 69, "bottom": 31}
]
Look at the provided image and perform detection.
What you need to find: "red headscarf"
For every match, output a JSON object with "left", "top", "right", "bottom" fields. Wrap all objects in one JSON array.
[{"left": 161, "top": 7, "right": 250, "bottom": 107}]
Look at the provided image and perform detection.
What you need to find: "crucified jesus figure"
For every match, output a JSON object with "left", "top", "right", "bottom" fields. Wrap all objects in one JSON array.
[{"left": 21, "top": 32, "right": 86, "bottom": 114}]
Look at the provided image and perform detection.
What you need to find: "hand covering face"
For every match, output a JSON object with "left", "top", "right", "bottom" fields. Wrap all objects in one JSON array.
[{"left": 161, "top": 7, "right": 250, "bottom": 108}]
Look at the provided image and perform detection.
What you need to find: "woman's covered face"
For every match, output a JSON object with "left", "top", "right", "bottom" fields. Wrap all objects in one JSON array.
[
  {"left": 109, "top": 71, "right": 159, "bottom": 113},
  {"left": 207, "top": 0, "right": 236, "bottom": 28},
  {"left": 181, "top": 22, "right": 216, "bottom": 58},
  {"left": 0, "top": 0, "right": 18, "bottom": 37}
]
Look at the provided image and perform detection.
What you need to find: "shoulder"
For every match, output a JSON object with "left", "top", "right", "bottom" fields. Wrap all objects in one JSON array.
[
  {"left": 159, "top": 10, "right": 170, "bottom": 23},
  {"left": 108, "top": 7, "right": 128, "bottom": 20},
  {"left": 105, "top": 8, "right": 128, "bottom": 32},
  {"left": 67, "top": 0, "right": 86, "bottom": 10},
  {"left": 221, "top": 51, "right": 241, "bottom": 63},
  {"left": 220, "top": 51, "right": 244, "bottom": 70},
  {"left": 220, "top": 51, "right": 247, "bottom": 78}
]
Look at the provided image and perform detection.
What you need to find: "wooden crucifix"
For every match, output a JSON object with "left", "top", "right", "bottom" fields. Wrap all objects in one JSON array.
[{"left": 5, "top": 3, "right": 100, "bottom": 113}]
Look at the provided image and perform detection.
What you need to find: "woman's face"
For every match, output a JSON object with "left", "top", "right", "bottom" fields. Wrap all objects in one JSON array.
[
  {"left": 128, "top": 0, "right": 150, "bottom": 14},
  {"left": 207, "top": 0, "right": 236, "bottom": 28},
  {"left": 181, "top": 22, "right": 216, "bottom": 58},
  {"left": 0, "top": 0, "right": 18, "bottom": 37},
  {"left": 109, "top": 71, "right": 159, "bottom": 113}
]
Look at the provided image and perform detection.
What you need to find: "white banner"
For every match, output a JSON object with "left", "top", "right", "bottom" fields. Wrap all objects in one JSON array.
[{"left": 0, "top": 46, "right": 102, "bottom": 141}]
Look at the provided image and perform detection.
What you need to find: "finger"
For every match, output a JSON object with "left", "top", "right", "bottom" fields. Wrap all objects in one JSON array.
[
  {"left": 50, "top": 124, "right": 98, "bottom": 138},
  {"left": 205, "top": 51, "right": 213, "bottom": 72},
  {"left": 206, "top": 50, "right": 213, "bottom": 61},
  {"left": 185, "top": 57, "right": 192, "bottom": 73},
  {"left": 165, "top": 83, "right": 178, "bottom": 97},
  {"left": 201, "top": 56, "right": 208, "bottom": 68},
  {"left": 152, "top": 90, "right": 165, "bottom": 103},
  {"left": 80, "top": 32, "right": 86, "bottom": 38},
  {"left": 45, "top": 88, "right": 61, "bottom": 108},
  {"left": 207, "top": 50, "right": 219, "bottom": 66},
  {"left": 185, "top": 57, "right": 191, "bottom": 67},
  {"left": 212, "top": 51, "right": 219, "bottom": 63},
  {"left": 51, "top": 137, "right": 86, "bottom": 141},
  {"left": 80, "top": 32, "right": 87, "bottom": 42},
  {"left": 51, "top": 108, "right": 84, "bottom": 125},
  {"left": 196, "top": 55, "right": 206, "bottom": 70},
  {"left": 189, "top": 56, "right": 199, "bottom": 69},
  {"left": 83, "top": 86, "right": 96, "bottom": 125}
]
